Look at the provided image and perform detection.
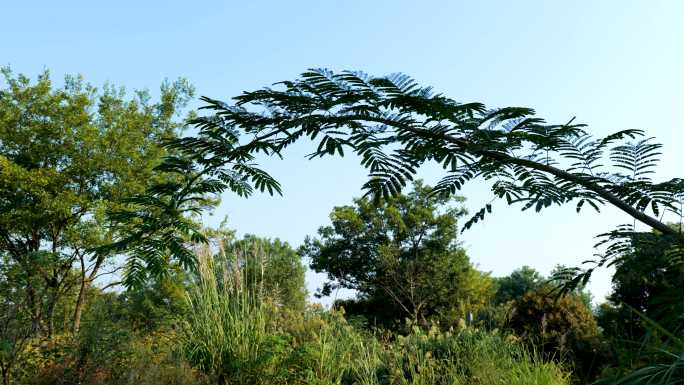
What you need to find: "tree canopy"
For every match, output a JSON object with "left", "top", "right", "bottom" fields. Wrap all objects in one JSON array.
[
  {"left": 1, "top": 65, "right": 682, "bottom": 385},
  {"left": 598, "top": 226, "right": 684, "bottom": 344},
  {"left": 494, "top": 266, "right": 545, "bottom": 304},
  {"left": 0, "top": 67, "right": 194, "bottom": 336},
  {"left": 302, "top": 181, "right": 493, "bottom": 325}
]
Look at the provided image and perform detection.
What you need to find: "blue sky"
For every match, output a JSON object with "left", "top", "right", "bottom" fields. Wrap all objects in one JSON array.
[{"left": 3, "top": 1, "right": 683, "bottom": 303}]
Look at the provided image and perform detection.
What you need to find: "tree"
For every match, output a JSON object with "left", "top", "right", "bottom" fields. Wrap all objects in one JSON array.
[
  {"left": 608, "top": 229, "right": 684, "bottom": 325},
  {"left": 118, "top": 268, "right": 190, "bottom": 332},
  {"left": 301, "top": 181, "right": 493, "bottom": 326},
  {"left": 494, "top": 265, "right": 544, "bottom": 304},
  {"left": 0, "top": 67, "right": 194, "bottom": 336}
]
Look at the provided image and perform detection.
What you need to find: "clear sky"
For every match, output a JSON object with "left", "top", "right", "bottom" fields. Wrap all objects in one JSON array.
[{"left": 3, "top": 0, "right": 683, "bottom": 304}]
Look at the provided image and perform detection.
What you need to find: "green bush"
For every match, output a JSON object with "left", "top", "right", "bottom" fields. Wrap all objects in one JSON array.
[
  {"left": 507, "top": 286, "right": 609, "bottom": 383},
  {"left": 18, "top": 290, "right": 208, "bottom": 385},
  {"left": 20, "top": 332, "right": 208, "bottom": 385}
]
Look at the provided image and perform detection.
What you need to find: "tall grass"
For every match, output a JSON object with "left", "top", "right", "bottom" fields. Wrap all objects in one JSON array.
[
  {"left": 179, "top": 241, "right": 570, "bottom": 385},
  {"left": 180, "top": 241, "right": 276, "bottom": 384}
]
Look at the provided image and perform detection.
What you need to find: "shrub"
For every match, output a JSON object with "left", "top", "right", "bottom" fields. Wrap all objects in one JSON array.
[
  {"left": 19, "top": 290, "right": 208, "bottom": 385},
  {"left": 21, "top": 331, "right": 208, "bottom": 385},
  {"left": 507, "top": 286, "right": 609, "bottom": 383}
]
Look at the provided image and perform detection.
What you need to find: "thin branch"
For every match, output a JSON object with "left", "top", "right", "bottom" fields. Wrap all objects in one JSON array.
[{"left": 98, "top": 281, "right": 122, "bottom": 291}]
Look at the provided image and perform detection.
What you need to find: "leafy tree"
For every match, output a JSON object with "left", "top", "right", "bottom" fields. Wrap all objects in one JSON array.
[
  {"left": 603, "top": 230, "right": 684, "bottom": 334},
  {"left": 118, "top": 269, "right": 190, "bottom": 333},
  {"left": 101, "top": 109, "right": 284, "bottom": 291},
  {"left": 494, "top": 265, "right": 545, "bottom": 304},
  {"left": 302, "top": 181, "right": 493, "bottom": 326},
  {"left": 0, "top": 67, "right": 193, "bottom": 336}
]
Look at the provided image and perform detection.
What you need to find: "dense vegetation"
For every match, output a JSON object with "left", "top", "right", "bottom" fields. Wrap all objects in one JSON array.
[{"left": 1, "top": 68, "right": 683, "bottom": 384}]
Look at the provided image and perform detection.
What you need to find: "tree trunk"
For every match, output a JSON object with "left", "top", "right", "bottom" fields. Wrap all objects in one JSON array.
[
  {"left": 44, "top": 283, "right": 61, "bottom": 338},
  {"left": 2, "top": 364, "right": 11, "bottom": 385},
  {"left": 25, "top": 274, "right": 43, "bottom": 335},
  {"left": 45, "top": 300, "right": 56, "bottom": 339},
  {"left": 73, "top": 251, "right": 101, "bottom": 334},
  {"left": 72, "top": 278, "right": 89, "bottom": 334}
]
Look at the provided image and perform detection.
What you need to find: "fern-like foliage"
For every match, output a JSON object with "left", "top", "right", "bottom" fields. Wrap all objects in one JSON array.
[
  {"left": 99, "top": 127, "right": 282, "bottom": 288},
  {"left": 186, "top": 69, "right": 682, "bottom": 232},
  {"left": 197, "top": 70, "right": 684, "bottom": 269},
  {"left": 111, "top": 68, "right": 684, "bottom": 289},
  {"left": 611, "top": 305, "right": 684, "bottom": 385}
]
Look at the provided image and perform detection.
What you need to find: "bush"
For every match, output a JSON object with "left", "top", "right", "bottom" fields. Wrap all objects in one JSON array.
[
  {"left": 19, "top": 291, "right": 208, "bottom": 385},
  {"left": 507, "top": 286, "right": 609, "bottom": 383},
  {"left": 20, "top": 332, "right": 208, "bottom": 385}
]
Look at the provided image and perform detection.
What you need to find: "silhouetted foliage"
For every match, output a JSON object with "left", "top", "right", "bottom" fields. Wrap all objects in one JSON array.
[
  {"left": 594, "top": 228, "right": 684, "bottom": 383},
  {"left": 144, "top": 68, "right": 684, "bottom": 293},
  {"left": 5, "top": 67, "right": 684, "bottom": 384}
]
